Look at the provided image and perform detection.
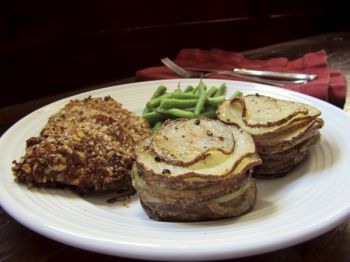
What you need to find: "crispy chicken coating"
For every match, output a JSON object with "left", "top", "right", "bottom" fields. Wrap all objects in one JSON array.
[{"left": 12, "top": 96, "right": 151, "bottom": 193}]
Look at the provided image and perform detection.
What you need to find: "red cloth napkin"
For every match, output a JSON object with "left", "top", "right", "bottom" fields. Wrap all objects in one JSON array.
[{"left": 136, "top": 49, "right": 346, "bottom": 107}]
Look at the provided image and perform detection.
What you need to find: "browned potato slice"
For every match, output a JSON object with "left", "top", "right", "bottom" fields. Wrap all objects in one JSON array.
[
  {"left": 253, "top": 151, "right": 309, "bottom": 178},
  {"left": 260, "top": 134, "right": 320, "bottom": 161},
  {"left": 136, "top": 174, "right": 257, "bottom": 222},
  {"left": 135, "top": 120, "right": 260, "bottom": 181},
  {"left": 150, "top": 118, "right": 235, "bottom": 166},
  {"left": 257, "top": 128, "right": 321, "bottom": 154},
  {"left": 217, "top": 100, "right": 320, "bottom": 138},
  {"left": 255, "top": 118, "right": 323, "bottom": 147},
  {"left": 132, "top": 165, "right": 252, "bottom": 206},
  {"left": 256, "top": 150, "right": 308, "bottom": 171},
  {"left": 237, "top": 94, "right": 309, "bottom": 127}
]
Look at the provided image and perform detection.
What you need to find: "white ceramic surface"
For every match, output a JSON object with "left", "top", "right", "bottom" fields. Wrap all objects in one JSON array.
[{"left": 1, "top": 79, "right": 350, "bottom": 261}]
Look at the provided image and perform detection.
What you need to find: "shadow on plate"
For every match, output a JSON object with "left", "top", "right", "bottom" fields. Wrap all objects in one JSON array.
[{"left": 82, "top": 191, "right": 139, "bottom": 207}]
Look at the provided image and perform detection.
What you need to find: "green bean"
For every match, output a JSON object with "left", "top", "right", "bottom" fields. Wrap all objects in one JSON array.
[
  {"left": 142, "top": 104, "right": 152, "bottom": 114},
  {"left": 215, "top": 83, "right": 227, "bottom": 96},
  {"left": 183, "top": 107, "right": 195, "bottom": 112},
  {"left": 143, "top": 81, "right": 227, "bottom": 123},
  {"left": 193, "top": 86, "right": 199, "bottom": 95},
  {"left": 199, "top": 109, "right": 217, "bottom": 119},
  {"left": 206, "top": 95, "right": 225, "bottom": 107},
  {"left": 148, "top": 93, "right": 170, "bottom": 108},
  {"left": 170, "top": 92, "right": 199, "bottom": 99},
  {"left": 230, "top": 90, "right": 243, "bottom": 100},
  {"left": 142, "top": 111, "right": 166, "bottom": 125},
  {"left": 151, "top": 85, "right": 167, "bottom": 99},
  {"left": 142, "top": 85, "right": 167, "bottom": 113},
  {"left": 194, "top": 81, "right": 207, "bottom": 115},
  {"left": 182, "top": 107, "right": 205, "bottom": 113},
  {"left": 157, "top": 108, "right": 196, "bottom": 119},
  {"left": 152, "top": 121, "right": 163, "bottom": 132},
  {"left": 184, "top": 85, "right": 194, "bottom": 92},
  {"left": 160, "top": 98, "right": 198, "bottom": 109},
  {"left": 206, "top": 86, "right": 218, "bottom": 97}
]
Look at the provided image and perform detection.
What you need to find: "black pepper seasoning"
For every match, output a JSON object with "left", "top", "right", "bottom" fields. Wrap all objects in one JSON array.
[
  {"left": 194, "top": 119, "right": 200, "bottom": 125},
  {"left": 162, "top": 168, "right": 171, "bottom": 175},
  {"left": 154, "top": 156, "right": 161, "bottom": 162},
  {"left": 206, "top": 130, "right": 213, "bottom": 136}
]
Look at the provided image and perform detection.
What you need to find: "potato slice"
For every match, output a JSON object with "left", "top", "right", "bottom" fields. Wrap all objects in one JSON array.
[
  {"left": 238, "top": 94, "right": 309, "bottom": 127},
  {"left": 255, "top": 118, "right": 323, "bottom": 147},
  {"left": 135, "top": 120, "right": 261, "bottom": 181},
  {"left": 135, "top": 173, "right": 257, "bottom": 221},
  {"left": 256, "top": 150, "right": 309, "bottom": 170},
  {"left": 150, "top": 118, "right": 235, "bottom": 166},
  {"left": 260, "top": 134, "right": 320, "bottom": 160},
  {"left": 257, "top": 129, "right": 320, "bottom": 154},
  {"left": 253, "top": 151, "right": 309, "bottom": 177},
  {"left": 217, "top": 99, "right": 321, "bottom": 138},
  {"left": 132, "top": 164, "right": 251, "bottom": 205}
]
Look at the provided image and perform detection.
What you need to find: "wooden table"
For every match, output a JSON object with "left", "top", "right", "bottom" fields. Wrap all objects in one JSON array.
[{"left": 1, "top": 32, "right": 350, "bottom": 262}]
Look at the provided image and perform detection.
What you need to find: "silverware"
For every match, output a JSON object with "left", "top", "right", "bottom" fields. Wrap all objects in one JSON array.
[
  {"left": 161, "top": 57, "right": 311, "bottom": 86},
  {"left": 185, "top": 67, "right": 317, "bottom": 81}
]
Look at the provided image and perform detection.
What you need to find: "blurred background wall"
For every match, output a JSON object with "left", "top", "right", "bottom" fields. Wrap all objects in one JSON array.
[{"left": 1, "top": 0, "right": 349, "bottom": 108}]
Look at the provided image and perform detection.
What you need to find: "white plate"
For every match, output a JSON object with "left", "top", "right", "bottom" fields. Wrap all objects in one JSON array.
[{"left": 1, "top": 79, "right": 350, "bottom": 261}]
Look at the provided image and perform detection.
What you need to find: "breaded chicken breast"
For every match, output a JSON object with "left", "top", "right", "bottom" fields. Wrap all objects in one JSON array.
[{"left": 12, "top": 96, "right": 151, "bottom": 193}]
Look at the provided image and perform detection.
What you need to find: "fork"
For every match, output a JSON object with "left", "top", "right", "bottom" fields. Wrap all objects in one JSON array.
[{"left": 161, "top": 57, "right": 309, "bottom": 86}]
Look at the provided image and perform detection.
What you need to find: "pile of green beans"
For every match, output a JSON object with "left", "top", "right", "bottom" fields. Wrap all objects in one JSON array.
[{"left": 142, "top": 81, "right": 229, "bottom": 131}]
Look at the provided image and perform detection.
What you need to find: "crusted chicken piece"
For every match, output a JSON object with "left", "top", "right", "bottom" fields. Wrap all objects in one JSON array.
[{"left": 12, "top": 96, "right": 151, "bottom": 193}]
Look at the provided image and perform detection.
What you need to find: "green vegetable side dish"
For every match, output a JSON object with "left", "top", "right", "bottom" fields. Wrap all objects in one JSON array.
[{"left": 142, "top": 81, "right": 242, "bottom": 131}]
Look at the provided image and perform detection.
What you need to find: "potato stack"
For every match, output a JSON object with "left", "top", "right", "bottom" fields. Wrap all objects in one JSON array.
[
  {"left": 132, "top": 118, "right": 262, "bottom": 221},
  {"left": 217, "top": 94, "right": 323, "bottom": 178}
]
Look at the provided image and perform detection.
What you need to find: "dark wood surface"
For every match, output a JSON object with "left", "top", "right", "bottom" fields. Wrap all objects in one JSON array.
[
  {"left": 1, "top": 0, "right": 350, "bottom": 108},
  {"left": 1, "top": 32, "right": 350, "bottom": 262}
]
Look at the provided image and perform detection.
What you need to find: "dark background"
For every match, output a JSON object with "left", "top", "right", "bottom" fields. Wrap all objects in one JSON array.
[{"left": 1, "top": 0, "right": 349, "bottom": 108}]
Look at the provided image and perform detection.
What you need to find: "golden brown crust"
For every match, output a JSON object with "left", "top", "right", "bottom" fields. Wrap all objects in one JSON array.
[{"left": 12, "top": 96, "right": 151, "bottom": 193}]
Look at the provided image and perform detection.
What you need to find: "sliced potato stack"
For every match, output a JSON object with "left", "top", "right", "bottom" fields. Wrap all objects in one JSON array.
[
  {"left": 217, "top": 94, "right": 323, "bottom": 178},
  {"left": 132, "top": 118, "right": 262, "bottom": 221}
]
